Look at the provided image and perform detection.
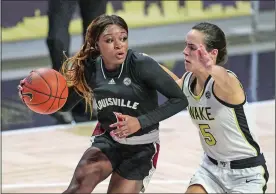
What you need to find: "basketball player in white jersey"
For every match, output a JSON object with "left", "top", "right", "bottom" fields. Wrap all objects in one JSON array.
[{"left": 176, "top": 22, "right": 269, "bottom": 193}]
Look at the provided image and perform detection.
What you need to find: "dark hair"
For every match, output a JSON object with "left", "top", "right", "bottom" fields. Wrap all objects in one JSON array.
[
  {"left": 61, "top": 15, "right": 128, "bottom": 115},
  {"left": 192, "top": 22, "right": 228, "bottom": 66}
]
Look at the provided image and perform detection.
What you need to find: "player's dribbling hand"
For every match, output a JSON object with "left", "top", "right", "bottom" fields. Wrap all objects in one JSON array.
[
  {"left": 196, "top": 44, "right": 213, "bottom": 71},
  {"left": 109, "top": 113, "right": 141, "bottom": 138},
  {"left": 17, "top": 79, "right": 26, "bottom": 103}
]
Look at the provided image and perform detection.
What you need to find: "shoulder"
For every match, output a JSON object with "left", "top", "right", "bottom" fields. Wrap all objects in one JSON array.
[
  {"left": 226, "top": 70, "right": 240, "bottom": 79},
  {"left": 128, "top": 49, "right": 159, "bottom": 67},
  {"left": 177, "top": 71, "right": 192, "bottom": 89},
  {"left": 213, "top": 69, "right": 246, "bottom": 105},
  {"left": 182, "top": 71, "right": 192, "bottom": 85},
  {"left": 83, "top": 56, "right": 97, "bottom": 81},
  {"left": 182, "top": 71, "right": 191, "bottom": 81},
  {"left": 84, "top": 56, "right": 97, "bottom": 69},
  {"left": 225, "top": 69, "right": 244, "bottom": 88}
]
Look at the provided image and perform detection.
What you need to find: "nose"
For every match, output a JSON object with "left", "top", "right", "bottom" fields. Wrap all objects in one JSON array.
[
  {"left": 114, "top": 40, "right": 122, "bottom": 49},
  {"left": 183, "top": 46, "right": 189, "bottom": 56}
]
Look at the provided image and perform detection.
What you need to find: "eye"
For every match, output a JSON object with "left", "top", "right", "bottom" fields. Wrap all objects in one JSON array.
[
  {"left": 190, "top": 46, "right": 197, "bottom": 51},
  {"left": 106, "top": 38, "right": 113, "bottom": 43},
  {"left": 121, "top": 36, "right": 128, "bottom": 42},
  {"left": 187, "top": 44, "right": 197, "bottom": 51}
]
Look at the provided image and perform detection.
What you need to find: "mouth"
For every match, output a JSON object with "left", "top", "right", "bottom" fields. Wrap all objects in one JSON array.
[
  {"left": 185, "top": 59, "right": 191, "bottom": 64},
  {"left": 116, "top": 52, "right": 125, "bottom": 60}
]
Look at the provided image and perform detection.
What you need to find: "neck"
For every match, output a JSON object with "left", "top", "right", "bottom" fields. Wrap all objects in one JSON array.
[
  {"left": 193, "top": 70, "right": 210, "bottom": 87},
  {"left": 102, "top": 58, "right": 120, "bottom": 71}
]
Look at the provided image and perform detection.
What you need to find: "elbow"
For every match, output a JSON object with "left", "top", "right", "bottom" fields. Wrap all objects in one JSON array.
[
  {"left": 171, "top": 95, "right": 189, "bottom": 110},
  {"left": 175, "top": 93, "right": 189, "bottom": 110},
  {"left": 180, "top": 96, "right": 189, "bottom": 109}
]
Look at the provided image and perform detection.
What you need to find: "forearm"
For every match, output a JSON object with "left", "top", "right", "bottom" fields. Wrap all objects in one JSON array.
[
  {"left": 59, "top": 87, "right": 83, "bottom": 112},
  {"left": 136, "top": 55, "right": 188, "bottom": 128},
  {"left": 137, "top": 96, "right": 188, "bottom": 129}
]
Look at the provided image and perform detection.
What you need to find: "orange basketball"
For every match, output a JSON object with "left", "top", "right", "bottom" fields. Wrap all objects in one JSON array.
[{"left": 21, "top": 68, "right": 69, "bottom": 114}]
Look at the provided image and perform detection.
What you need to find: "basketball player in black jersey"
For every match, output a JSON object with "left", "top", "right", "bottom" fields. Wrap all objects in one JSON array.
[{"left": 18, "top": 15, "right": 188, "bottom": 193}]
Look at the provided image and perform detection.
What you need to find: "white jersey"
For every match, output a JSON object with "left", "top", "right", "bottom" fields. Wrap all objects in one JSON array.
[{"left": 182, "top": 71, "right": 261, "bottom": 161}]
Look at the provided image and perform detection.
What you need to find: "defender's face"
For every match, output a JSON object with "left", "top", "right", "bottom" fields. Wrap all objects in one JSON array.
[{"left": 183, "top": 29, "right": 206, "bottom": 72}]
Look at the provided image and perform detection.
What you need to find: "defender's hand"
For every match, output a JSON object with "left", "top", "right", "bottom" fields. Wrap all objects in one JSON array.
[{"left": 196, "top": 44, "right": 213, "bottom": 71}]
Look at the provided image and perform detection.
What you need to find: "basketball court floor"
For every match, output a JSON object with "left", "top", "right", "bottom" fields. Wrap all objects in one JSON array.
[{"left": 2, "top": 100, "right": 275, "bottom": 193}]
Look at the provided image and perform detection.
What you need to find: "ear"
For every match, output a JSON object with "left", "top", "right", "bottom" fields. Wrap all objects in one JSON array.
[
  {"left": 209, "top": 49, "right": 218, "bottom": 61},
  {"left": 210, "top": 49, "right": 218, "bottom": 57}
]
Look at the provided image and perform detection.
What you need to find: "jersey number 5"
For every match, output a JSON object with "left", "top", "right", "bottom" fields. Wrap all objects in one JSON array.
[{"left": 199, "top": 124, "right": 217, "bottom": 146}]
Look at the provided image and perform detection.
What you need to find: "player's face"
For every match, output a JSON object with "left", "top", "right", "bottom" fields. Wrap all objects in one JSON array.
[
  {"left": 98, "top": 24, "right": 128, "bottom": 69},
  {"left": 183, "top": 29, "right": 208, "bottom": 72}
]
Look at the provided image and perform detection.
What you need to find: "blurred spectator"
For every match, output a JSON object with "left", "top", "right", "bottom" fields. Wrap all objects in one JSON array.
[
  {"left": 202, "top": 1, "right": 237, "bottom": 11},
  {"left": 2, "top": 1, "right": 48, "bottom": 28},
  {"left": 144, "top": 0, "right": 164, "bottom": 16},
  {"left": 178, "top": 0, "right": 186, "bottom": 8},
  {"left": 110, "top": 1, "right": 124, "bottom": 13},
  {"left": 46, "top": 0, "right": 107, "bottom": 124}
]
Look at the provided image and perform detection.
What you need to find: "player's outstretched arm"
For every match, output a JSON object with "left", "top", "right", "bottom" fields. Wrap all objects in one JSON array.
[
  {"left": 109, "top": 55, "right": 188, "bottom": 138},
  {"left": 196, "top": 44, "right": 245, "bottom": 104}
]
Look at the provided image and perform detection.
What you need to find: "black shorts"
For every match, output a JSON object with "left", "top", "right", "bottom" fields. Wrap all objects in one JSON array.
[{"left": 91, "top": 123, "right": 160, "bottom": 192}]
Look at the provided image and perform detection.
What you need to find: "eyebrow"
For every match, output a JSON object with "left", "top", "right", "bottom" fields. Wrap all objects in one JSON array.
[
  {"left": 185, "top": 41, "right": 196, "bottom": 46},
  {"left": 103, "top": 32, "right": 127, "bottom": 37}
]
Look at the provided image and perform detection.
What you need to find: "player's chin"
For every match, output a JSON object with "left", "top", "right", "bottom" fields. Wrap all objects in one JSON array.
[
  {"left": 114, "top": 56, "right": 126, "bottom": 64},
  {"left": 184, "top": 61, "right": 192, "bottom": 71}
]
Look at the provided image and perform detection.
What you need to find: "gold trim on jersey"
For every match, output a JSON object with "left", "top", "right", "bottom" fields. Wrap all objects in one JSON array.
[
  {"left": 181, "top": 71, "right": 190, "bottom": 91},
  {"left": 261, "top": 166, "right": 266, "bottom": 191},
  {"left": 192, "top": 89, "right": 204, "bottom": 101},
  {"left": 231, "top": 108, "right": 258, "bottom": 156},
  {"left": 188, "top": 73, "right": 211, "bottom": 101}
]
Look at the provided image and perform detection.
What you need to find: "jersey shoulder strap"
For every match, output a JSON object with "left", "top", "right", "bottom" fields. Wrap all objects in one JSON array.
[{"left": 182, "top": 71, "right": 192, "bottom": 95}]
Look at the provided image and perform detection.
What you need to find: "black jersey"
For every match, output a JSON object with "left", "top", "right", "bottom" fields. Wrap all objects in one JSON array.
[{"left": 61, "top": 49, "right": 188, "bottom": 137}]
